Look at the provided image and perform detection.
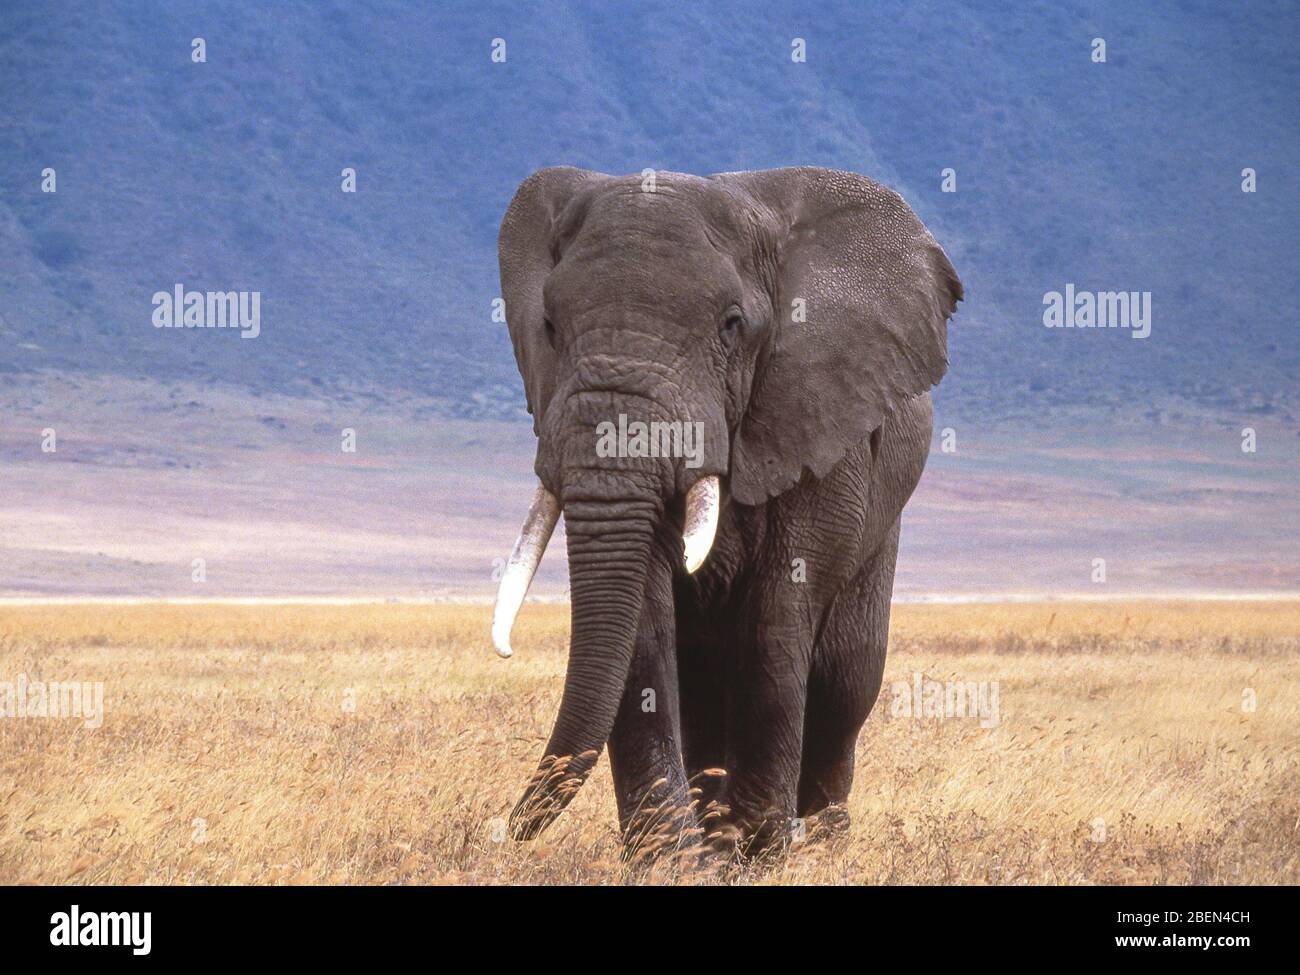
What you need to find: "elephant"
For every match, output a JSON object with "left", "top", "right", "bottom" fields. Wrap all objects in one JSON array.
[{"left": 491, "top": 166, "right": 962, "bottom": 857}]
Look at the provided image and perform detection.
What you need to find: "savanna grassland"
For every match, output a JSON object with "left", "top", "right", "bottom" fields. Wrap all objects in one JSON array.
[{"left": 0, "top": 600, "right": 1296, "bottom": 885}]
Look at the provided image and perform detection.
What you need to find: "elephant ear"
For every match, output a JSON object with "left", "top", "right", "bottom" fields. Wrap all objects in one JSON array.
[
  {"left": 715, "top": 167, "right": 962, "bottom": 505},
  {"left": 498, "top": 167, "right": 607, "bottom": 433}
]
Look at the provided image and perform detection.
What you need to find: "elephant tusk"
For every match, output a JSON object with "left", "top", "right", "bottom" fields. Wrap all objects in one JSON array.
[
  {"left": 682, "top": 476, "right": 720, "bottom": 574},
  {"left": 491, "top": 482, "right": 561, "bottom": 658}
]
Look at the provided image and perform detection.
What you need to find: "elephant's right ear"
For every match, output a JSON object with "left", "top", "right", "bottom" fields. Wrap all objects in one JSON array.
[{"left": 498, "top": 167, "right": 606, "bottom": 434}]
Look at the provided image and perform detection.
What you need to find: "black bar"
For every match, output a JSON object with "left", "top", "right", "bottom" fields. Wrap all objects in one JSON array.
[{"left": 0, "top": 885, "right": 1284, "bottom": 961}]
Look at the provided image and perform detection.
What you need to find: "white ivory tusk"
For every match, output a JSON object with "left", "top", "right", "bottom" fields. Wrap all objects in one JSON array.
[
  {"left": 682, "top": 476, "right": 720, "bottom": 574},
  {"left": 491, "top": 482, "right": 561, "bottom": 658}
]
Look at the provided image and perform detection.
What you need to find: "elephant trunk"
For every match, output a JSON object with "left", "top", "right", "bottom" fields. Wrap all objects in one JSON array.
[{"left": 508, "top": 476, "right": 661, "bottom": 840}]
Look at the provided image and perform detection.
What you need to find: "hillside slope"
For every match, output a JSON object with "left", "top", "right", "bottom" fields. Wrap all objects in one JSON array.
[{"left": 2, "top": 0, "right": 1297, "bottom": 425}]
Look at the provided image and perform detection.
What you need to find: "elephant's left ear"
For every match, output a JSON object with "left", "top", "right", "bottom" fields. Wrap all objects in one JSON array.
[{"left": 714, "top": 168, "right": 962, "bottom": 505}]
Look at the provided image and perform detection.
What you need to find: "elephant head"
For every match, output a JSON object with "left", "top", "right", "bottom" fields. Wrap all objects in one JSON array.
[{"left": 493, "top": 166, "right": 961, "bottom": 839}]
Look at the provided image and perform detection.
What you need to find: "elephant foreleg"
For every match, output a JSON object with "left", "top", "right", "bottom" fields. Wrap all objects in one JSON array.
[
  {"left": 606, "top": 542, "right": 696, "bottom": 860},
  {"left": 721, "top": 602, "right": 814, "bottom": 855}
]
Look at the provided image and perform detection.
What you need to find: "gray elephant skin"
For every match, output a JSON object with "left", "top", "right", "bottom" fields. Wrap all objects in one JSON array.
[{"left": 491, "top": 166, "right": 962, "bottom": 857}]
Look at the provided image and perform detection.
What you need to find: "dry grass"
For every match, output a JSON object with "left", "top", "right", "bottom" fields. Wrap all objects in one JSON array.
[{"left": 1, "top": 600, "right": 1296, "bottom": 885}]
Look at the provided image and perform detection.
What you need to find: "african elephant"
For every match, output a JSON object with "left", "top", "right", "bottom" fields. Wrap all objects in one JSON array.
[{"left": 491, "top": 166, "right": 961, "bottom": 856}]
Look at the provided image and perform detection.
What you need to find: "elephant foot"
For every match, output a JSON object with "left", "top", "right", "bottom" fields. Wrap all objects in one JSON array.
[
  {"left": 699, "top": 800, "right": 741, "bottom": 859},
  {"left": 620, "top": 798, "right": 702, "bottom": 867},
  {"left": 704, "top": 803, "right": 798, "bottom": 864},
  {"left": 805, "top": 803, "right": 851, "bottom": 840},
  {"left": 740, "top": 816, "right": 798, "bottom": 860}
]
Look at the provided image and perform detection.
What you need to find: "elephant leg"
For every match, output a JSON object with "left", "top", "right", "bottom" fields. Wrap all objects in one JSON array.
[
  {"left": 797, "top": 522, "right": 898, "bottom": 830},
  {"left": 721, "top": 606, "right": 814, "bottom": 856},
  {"left": 606, "top": 541, "right": 695, "bottom": 859},
  {"left": 675, "top": 620, "right": 729, "bottom": 835}
]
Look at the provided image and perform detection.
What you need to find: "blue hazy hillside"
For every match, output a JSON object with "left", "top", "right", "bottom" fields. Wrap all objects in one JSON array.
[{"left": 2, "top": 0, "right": 1297, "bottom": 425}]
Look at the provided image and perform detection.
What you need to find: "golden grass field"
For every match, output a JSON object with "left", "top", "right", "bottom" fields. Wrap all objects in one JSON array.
[{"left": 1, "top": 599, "right": 1296, "bottom": 885}]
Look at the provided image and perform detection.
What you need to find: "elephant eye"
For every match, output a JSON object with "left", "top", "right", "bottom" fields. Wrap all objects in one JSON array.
[{"left": 721, "top": 310, "right": 744, "bottom": 340}]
